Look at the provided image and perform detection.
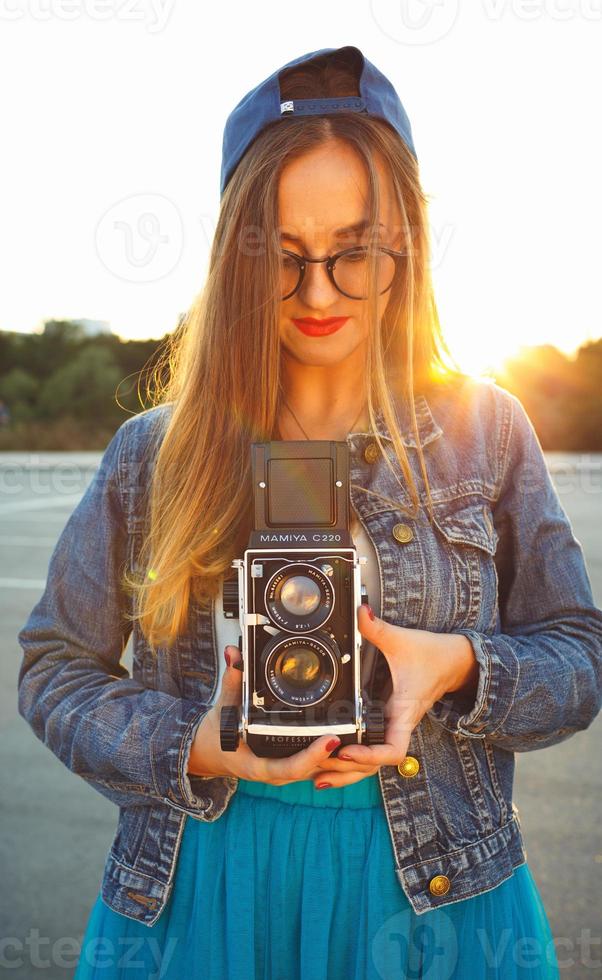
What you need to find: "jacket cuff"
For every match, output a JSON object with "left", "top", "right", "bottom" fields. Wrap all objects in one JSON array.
[
  {"left": 151, "top": 699, "right": 238, "bottom": 819},
  {"left": 427, "top": 630, "right": 521, "bottom": 738}
]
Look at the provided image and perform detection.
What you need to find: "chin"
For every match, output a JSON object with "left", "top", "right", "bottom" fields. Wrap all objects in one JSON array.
[{"left": 282, "top": 340, "right": 356, "bottom": 367}]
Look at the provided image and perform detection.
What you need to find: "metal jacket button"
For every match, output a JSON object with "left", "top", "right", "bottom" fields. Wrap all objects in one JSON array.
[
  {"left": 364, "top": 442, "right": 380, "bottom": 464},
  {"left": 398, "top": 755, "right": 420, "bottom": 778},
  {"left": 429, "top": 875, "right": 451, "bottom": 897},
  {"left": 392, "top": 523, "right": 414, "bottom": 544}
]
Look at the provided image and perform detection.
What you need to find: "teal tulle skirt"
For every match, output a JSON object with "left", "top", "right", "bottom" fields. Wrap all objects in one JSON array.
[{"left": 75, "top": 774, "right": 560, "bottom": 979}]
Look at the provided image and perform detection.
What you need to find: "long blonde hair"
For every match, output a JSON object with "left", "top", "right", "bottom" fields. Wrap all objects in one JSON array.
[{"left": 124, "top": 50, "right": 464, "bottom": 652}]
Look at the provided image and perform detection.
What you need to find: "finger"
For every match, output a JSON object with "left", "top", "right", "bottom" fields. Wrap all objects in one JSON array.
[
  {"left": 225, "top": 644, "right": 243, "bottom": 668},
  {"left": 305, "top": 759, "right": 377, "bottom": 780},
  {"left": 313, "top": 768, "right": 381, "bottom": 790},
  {"left": 336, "top": 725, "right": 411, "bottom": 768},
  {"left": 219, "top": 645, "right": 243, "bottom": 704},
  {"left": 339, "top": 692, "right": 419, "bottom": 767},
  {"left": 315, "top": 754, "right": 377, "bottom": 773},
  {"left": 260, "top": 733, "right": 341, "bottom": 784},
  {"left": 334, "top": 743, "right": 396, "bottom": 768},
  {"left": 356, "top": 603, "right": 401, "bottom": 649}
]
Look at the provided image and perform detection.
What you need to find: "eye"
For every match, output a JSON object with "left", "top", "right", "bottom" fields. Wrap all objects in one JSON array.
[
  {"left": 338, "top": 247, "right": 369, "bottom": 263},
  {"left": 281, "top": 251, "right": 302, "bottom": 267}
]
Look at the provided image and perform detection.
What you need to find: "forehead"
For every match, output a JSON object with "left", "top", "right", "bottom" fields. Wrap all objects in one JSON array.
[{"left": 277, "top": 139, "right": 400, "bottom": 235}]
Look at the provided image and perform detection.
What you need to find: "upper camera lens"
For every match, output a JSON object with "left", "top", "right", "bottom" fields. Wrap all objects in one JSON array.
[
  {"left": 265, "top": 563, "right": 335, "bottom": 633},
  {"left": 280, "top": 575, "right": 321, "bottom": 616}
]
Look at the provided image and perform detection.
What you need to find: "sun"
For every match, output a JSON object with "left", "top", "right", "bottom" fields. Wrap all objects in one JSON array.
[{"left": 443, "top": 324, "right": 524, "bottom": 380}]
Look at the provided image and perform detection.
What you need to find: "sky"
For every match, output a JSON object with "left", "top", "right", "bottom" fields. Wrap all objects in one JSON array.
[{"left": 2, "top": 0, "right": 601, "bottom": 377}]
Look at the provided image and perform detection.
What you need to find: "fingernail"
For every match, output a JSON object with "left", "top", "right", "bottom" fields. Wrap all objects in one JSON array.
[
  {"left": 224, "top": 649, "right": 231, "bottom": 668},
  {"left": 366, "top": 605, "right": 375, "bottom": 621},
  {"left": 326, "top": 737, "right": 341, "bottom": 752},
  {"left": 316, "top": 782, "right": 332, "bottom": 790},
  {"left": 338, "top": 753, "right": 353, "bottom": 761}
]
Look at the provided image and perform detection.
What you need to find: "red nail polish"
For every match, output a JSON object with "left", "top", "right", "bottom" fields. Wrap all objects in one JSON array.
[
  {"left": 326, "top": 737, "right": 341, "bottom": 752},
  {"left": 366, "top": 605, "right": 375, "bottom": 621},
  {"left": 316, "top": 782, "right": 332, "bottom": 790},
  {"left": 224, "top": 649, "right": 231, "bottom": 668}
]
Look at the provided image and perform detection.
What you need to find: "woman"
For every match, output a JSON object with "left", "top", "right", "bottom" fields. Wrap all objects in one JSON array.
[{"left": 17, "top": 46, "right": 602, "bottom": 979}]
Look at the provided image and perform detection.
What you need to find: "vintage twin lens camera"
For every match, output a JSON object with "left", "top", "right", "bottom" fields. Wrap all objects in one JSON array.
[{"left": 220, "top": 439, "right": 386, "bottom": 759}]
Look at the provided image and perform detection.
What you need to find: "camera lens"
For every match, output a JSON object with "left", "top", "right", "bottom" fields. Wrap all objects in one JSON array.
[
  {"left": 265, "top": 563, "right": 334, "bottom": 633},
  {"left": 279, "top": 645, "right": 321, "bottom": 687},
  {"left": 262, "top": 633, "right": 339, "bottom": 706},
  {"left": 280, "top": 575, "right": 321, "bottom": 616}
]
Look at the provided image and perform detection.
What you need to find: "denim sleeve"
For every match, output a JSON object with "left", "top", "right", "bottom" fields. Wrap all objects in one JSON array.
[
  {"left": 16, "top": 419, "right": 237, "bottom": 819},
  {"left": 427, "top": 391, "right": 602, "bottom": 751}
]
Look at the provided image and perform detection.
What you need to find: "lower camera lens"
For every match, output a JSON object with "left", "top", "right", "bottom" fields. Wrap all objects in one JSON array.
[
  {"left": 262, "top": 633, "right": 339, "bottom": 707},
  {"left": 279, "top": 645, "right": 321, "bottom": 688}
]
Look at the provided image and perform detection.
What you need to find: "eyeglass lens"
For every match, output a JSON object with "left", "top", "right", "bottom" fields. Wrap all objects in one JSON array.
[{"left": 281, "top": 248, "right": 397, "bottom": 300}]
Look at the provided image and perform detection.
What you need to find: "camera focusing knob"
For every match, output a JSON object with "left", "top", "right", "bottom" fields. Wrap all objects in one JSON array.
[{"left": 222, "top": 577, "right": 240, "bottom": 618}]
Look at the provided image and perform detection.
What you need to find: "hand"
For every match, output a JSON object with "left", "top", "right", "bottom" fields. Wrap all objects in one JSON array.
[
  {"left": 187, "top": 645, "right": 348, "bottom": 786},
  {"left": 309, "top": 604, "right": 480, "bottom": 789}
]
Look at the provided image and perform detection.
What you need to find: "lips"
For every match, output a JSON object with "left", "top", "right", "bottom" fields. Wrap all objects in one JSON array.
[{"left": 292, "top": 316, "right": 349, "bottom": 337}]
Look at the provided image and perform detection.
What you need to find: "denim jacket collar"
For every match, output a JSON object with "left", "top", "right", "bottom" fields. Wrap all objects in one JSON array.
[{"left": 355, "top": 393, "right": 444, "bottom": 449}]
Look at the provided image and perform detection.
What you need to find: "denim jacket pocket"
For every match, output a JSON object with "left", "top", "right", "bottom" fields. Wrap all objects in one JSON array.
[
  {"left": 430, "top": 498, "right": 500, "bottom": 633},
  {"left": 431, "top": 498, "right": 499, "bottom": 553}
]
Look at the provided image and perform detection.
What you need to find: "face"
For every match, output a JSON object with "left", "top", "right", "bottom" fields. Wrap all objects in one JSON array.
[{"left": 277, "top": 138, "right": 402, "bottom": 371}]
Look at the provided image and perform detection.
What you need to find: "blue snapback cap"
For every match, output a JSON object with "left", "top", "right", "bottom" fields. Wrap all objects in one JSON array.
[{"left": 219, "top": 45, "right": 417, "bottom": 197}]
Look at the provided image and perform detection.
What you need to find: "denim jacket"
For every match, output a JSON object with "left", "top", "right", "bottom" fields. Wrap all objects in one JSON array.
[{"left": 16, "top": 378, "right": 602, "bottom": 923}]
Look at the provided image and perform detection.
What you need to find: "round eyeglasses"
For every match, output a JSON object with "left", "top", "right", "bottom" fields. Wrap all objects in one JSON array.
[{"left": 280, "top": 245, "right": 407, "bottom": 301}]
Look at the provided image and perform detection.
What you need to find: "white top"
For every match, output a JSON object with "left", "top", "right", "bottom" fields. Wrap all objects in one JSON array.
[{"left": 212, "top": 509, "right": 382, "bottom": 701}]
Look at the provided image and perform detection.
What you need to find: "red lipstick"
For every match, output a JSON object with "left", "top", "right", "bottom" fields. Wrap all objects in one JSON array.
[{"left": 292, "top": 316, "right": 349, "bottom": 337}]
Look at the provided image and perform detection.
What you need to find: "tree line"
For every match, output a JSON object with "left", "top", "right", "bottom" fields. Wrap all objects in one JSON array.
[{"left": 0, "top": 320, "right": 601, "bottom": 451}]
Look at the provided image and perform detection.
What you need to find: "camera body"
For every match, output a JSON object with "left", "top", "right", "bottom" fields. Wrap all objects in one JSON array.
[{"left": 220, "top": 439, "right": 385, "bottom": 758}]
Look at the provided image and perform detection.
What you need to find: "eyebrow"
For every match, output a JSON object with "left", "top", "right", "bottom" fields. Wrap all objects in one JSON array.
[{"left": 279, "top": 219, "right": 385, "bottom": 242}]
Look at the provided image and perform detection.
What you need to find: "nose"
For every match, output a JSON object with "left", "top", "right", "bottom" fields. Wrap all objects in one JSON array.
[{"left": 296, "top": 257, "right": 340, "bottom": 309}]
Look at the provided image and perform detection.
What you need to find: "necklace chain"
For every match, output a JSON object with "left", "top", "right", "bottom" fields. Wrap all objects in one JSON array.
[{"left": 282, "top": 397, "right": 367, "bottom": 440}]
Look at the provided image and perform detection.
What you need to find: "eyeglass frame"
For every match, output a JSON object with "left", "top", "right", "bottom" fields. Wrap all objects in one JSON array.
[{"left": 279, "top": 244, "right": 407, "bottom": 301}]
